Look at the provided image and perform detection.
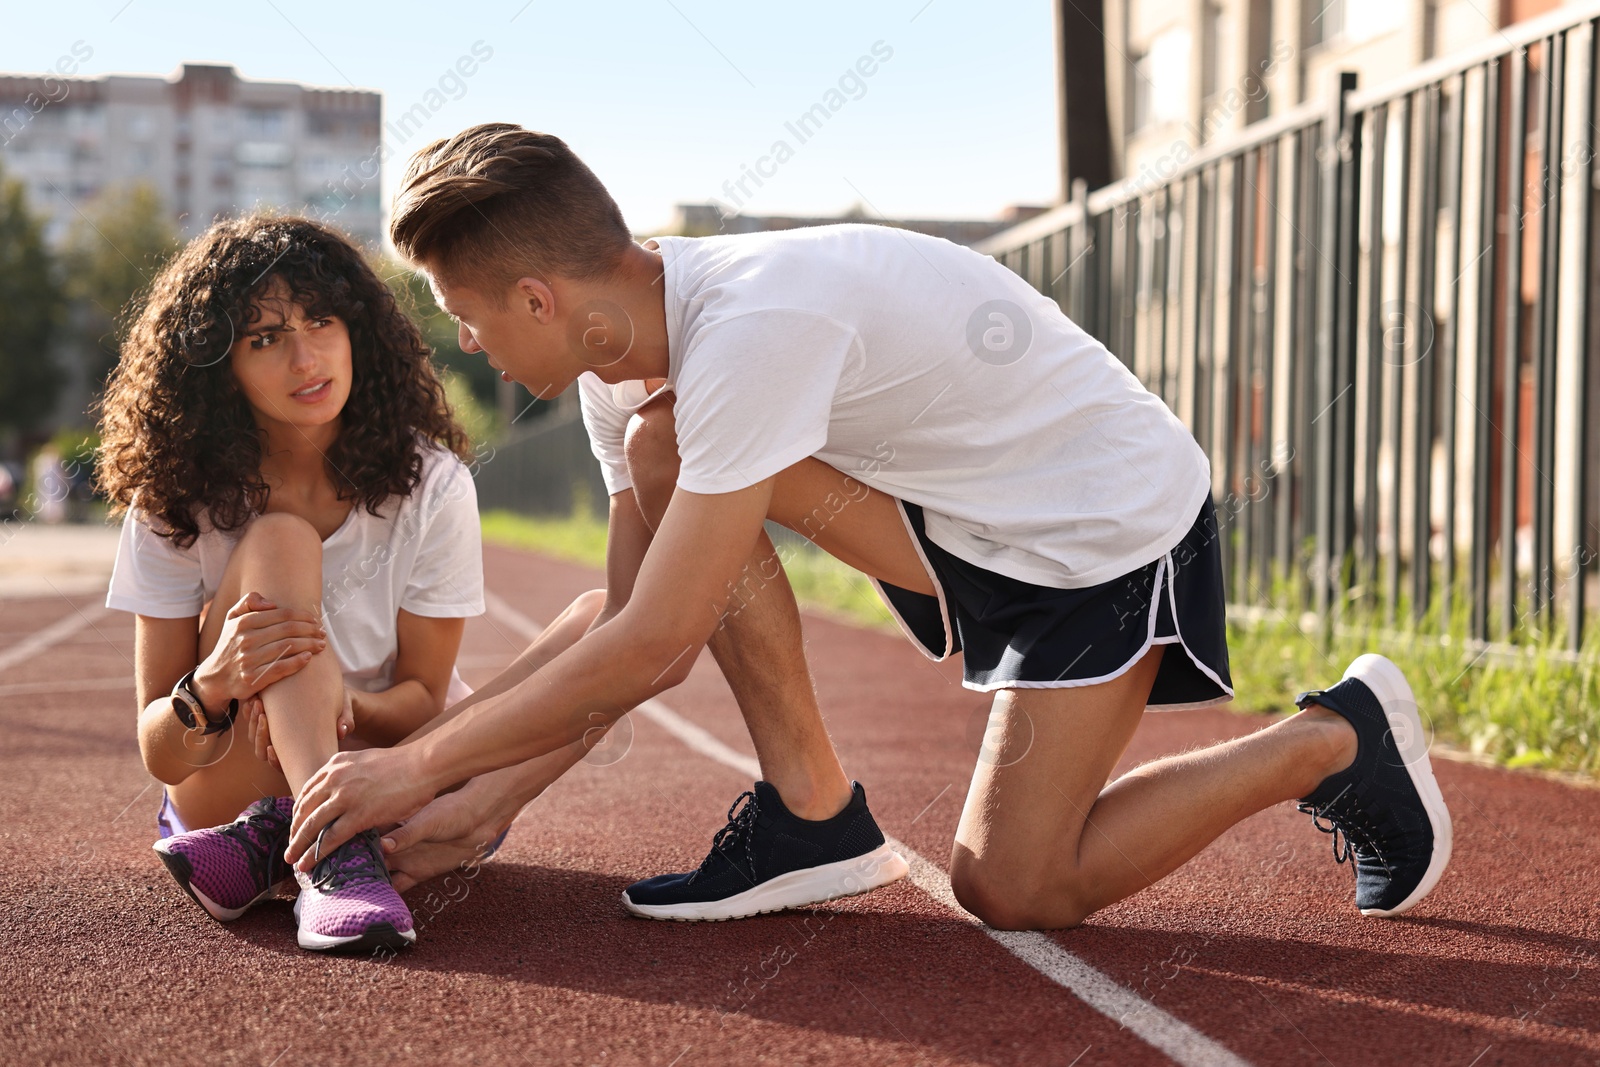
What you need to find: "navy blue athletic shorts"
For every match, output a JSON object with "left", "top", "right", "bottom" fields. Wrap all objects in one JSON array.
[{"left": 872, "top": 493, "right": 1234, "bottom": 706}]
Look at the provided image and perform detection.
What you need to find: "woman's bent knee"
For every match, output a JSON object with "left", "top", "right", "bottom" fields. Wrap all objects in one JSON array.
[
  {"left": 240, "top": 512, "right": 322, "bottom": 555},
  {"left": 570, "top": 588, "right": 607, "bottom": 624}
]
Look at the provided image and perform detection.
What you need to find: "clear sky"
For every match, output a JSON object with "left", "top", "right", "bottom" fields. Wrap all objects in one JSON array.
[{"left": 1, "top": 0, "right": 1061, "bottom": 234}]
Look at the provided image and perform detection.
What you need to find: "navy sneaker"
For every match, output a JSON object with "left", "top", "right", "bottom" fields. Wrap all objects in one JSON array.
[
  {"left": 1294, "top": 654, "right": 1453, "bottom": 917},
  {"left": 622, "top": 781, "right": 909, "bottom": 921}
]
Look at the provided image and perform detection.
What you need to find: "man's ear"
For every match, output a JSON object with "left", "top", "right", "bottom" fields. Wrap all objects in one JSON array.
[{"left": 515, "top": 276, "right": 557, "bottom": 324}]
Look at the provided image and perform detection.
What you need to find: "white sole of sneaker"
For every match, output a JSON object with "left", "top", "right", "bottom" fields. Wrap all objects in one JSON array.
[
  {"left": 293, "top": 891, "right": 418, "bottom": 952},
  {"left": 1343, "top": 652, "right": 1454, "bottom": 917},
  {"left": 151, "top": 839, "right": 291, "bottom": 922},
  {"left": 621, "top": 843, "right": 911, "bottom": 922}
]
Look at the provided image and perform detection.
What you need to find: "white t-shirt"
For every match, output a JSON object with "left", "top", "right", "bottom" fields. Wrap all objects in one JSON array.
[
  {"left": 578, "top": 224, "right": 1211, "bottom": 589},
  {"left": 106, "top": 442, "right": 485, "bottom": 704}
]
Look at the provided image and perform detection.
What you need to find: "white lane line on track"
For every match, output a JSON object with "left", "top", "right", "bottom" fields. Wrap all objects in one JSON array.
[
  {"left": 0, "top": 605, "right": 112, "bottom": 676},
  {"left": 485, "top": 597, "right": 1253, "bottom": 1067},
  {"left": 0, "top": 676, "right": 131, "bottom": 697}
]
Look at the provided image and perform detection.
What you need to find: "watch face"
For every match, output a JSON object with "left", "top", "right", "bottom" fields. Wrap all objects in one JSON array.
[{"left": 172, "top": 692, "right": 200, "bottom": 729}]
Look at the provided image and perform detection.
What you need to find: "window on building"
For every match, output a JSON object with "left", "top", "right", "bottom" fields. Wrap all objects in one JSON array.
[
  {"left": 241, "top": 107, "right": 288, "bottom": 139},
  {"left": 1305, "top": 0, "right": 1402, "bottom": 47},
  {"left": 1130, "top": 50, "right": 1154, "bottom": 133},
  {"left": 65, "top": 106, "right": 105, "bottom": 136},
  {"left": 1130, "top": 26, "right": 1193, "bottom": 134}
]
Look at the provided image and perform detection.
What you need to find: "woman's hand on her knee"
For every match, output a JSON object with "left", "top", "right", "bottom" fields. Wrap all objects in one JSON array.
[
  {"left": 244, "top": 687, "right": 355, "bottom": 767},
  {"left": 195, "top": 591, "right": 327, "bottom": 709}
]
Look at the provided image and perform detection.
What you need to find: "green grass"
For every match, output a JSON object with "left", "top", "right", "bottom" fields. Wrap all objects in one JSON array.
[
  {"left": 772, "top": 543, "right": 895, "bottom": 630},
  {"left": 482, "top": 507, "right": 1600, "bottom": 777},
  {"left": 1222, "top": 563, "right": 1600, "bottom": 780},
  {"left": 480, "top": 507, "right": 895, "bottom": 629},
  {"left": 481, "top": 508, "right": 610, "bottom": 570}
]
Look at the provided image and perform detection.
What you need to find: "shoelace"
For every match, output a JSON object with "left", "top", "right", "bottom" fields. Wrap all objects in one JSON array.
[
  {"left": 221, "top": 800, "right": 289, "bottom": 886},
  {"left": 1296, "top": 783, "right": 1396, "bottom": 877},
  {"left": 687, "top": 790, "right": 760, "bottom": 886},
  {"left": 311, "top": 832, "right": 389, "bottom": 892},
  {"left": 231, "top": 802, "right": 287, "bottom": 851}
]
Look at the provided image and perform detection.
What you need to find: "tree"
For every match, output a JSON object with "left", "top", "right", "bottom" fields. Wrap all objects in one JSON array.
[
  {"left": 61, "top": 183, "right": 180, "bottom": 394},
  {"left": 0, "top": 165, "right": 65, "bottom": 436}
]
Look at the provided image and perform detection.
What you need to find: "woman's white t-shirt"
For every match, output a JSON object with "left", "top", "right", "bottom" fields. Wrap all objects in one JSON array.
[
  {"left": 579, "top": 224, "right": 1211, "bottom": 590},
  {"left": 106, "top": 442, "right": 485, "bottom": 704}
]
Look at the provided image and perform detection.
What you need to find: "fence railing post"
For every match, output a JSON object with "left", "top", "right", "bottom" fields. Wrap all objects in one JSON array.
[
  {"left": 1568, "top": 19, "right": 1597, "bottom": 653},
  {"left": 1313, "top": 70, "right": 1361, "bottom": 643}
]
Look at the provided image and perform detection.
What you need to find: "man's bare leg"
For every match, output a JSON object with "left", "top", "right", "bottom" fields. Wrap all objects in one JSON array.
[
  {"left": 762, "top": 459, "right": 1359, "bottom": 928},
  {"left": 625, "top": 397, "right": 853, "bottom": 820},
  {"left": 624, "top": 398, "right": 1366, "bottom": 928},
  {"left": 945, "top": 653, "right": 1356, "bottom": 928}
]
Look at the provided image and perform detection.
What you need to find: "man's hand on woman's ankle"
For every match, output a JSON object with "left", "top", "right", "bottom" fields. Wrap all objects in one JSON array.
[{"left": 379, "top": 782, "right": 509, "bottom": 893}]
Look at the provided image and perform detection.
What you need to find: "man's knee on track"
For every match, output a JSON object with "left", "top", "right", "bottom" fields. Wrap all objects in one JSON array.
[{"left": 949, "top": 851, "right": 1094, "bottom": 931}]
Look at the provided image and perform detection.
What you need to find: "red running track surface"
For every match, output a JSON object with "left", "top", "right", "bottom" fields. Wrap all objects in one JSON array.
[{"left": 2, "top": 543, "right": 1597, "bottom": 1065}]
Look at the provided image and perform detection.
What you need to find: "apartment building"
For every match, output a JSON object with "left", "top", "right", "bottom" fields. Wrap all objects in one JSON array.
[{"left": 0, "top": 63, "right": 381, "bottom": 246}]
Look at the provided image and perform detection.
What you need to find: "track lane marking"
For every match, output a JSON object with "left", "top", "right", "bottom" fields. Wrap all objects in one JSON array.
[
  {"left": 0, "top": 676, "right": 131, "bottom": 697},
  {"left": 0, "top": 604, "right": 113, "bottom": 676},
  {"left": 486, "top": 594, "right": 1255, "bottom": 1067}
]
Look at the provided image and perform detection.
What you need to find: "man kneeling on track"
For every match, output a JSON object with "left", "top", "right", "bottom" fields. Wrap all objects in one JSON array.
[{"left": 285, "top": 124, "right": 1453, "bottom": 931}]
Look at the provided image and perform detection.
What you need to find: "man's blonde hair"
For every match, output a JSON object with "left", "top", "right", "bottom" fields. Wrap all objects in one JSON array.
[{"left": 390, "top": 123, "right": 632, "bottom": 300}]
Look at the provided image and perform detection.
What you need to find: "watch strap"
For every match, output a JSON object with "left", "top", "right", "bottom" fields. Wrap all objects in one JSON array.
[{"left": 172, "top": 669, "right": 239, "bottom": 734}]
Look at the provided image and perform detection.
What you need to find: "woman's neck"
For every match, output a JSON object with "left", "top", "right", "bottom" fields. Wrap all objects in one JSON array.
[{"left": 257, "top": 418, "right": 340, "bottom": 496}]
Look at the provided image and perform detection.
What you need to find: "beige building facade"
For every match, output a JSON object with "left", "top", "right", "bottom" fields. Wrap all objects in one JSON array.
[
  {"left": 0, "top": 63, "right": 381, "bottom": 247},
  {"left": 1105, "top": 0, "right": 1578, "bottom": 186}
]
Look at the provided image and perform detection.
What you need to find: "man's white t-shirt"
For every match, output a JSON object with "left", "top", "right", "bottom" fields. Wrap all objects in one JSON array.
[
  {"left": 579, "top": 224, "right": 1211, "bottom": 589},
  {"left": 106, "top": 442, "right": 485, "bottom": 704}
]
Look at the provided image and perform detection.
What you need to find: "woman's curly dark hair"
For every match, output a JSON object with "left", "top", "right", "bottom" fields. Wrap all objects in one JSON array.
[{"left": 96, "top": 214, "right": 471, "bottom": 547}]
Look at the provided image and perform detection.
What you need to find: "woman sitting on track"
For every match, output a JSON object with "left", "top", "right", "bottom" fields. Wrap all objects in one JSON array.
[{"left": 96, "top": 214, "right": 486, "bottom": 954}]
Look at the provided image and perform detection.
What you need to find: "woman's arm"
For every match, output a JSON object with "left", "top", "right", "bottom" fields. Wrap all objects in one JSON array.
[
  {"left": 347, "top": 610, "right": 465, "bottom": 747},
  {"left": 135, "top": 615, "right": 213, "bottom": 786},
  {"left": 136, "top": 595, "right": 327, "bottom": 785}
]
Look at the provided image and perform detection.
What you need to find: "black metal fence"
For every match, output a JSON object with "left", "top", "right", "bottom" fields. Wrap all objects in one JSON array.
[
  {"left": 472, "top": 407, "right": 610, "bottom": 520},
  {"left": 979, "top": 0, "right": 1600, "bottom": 657}
]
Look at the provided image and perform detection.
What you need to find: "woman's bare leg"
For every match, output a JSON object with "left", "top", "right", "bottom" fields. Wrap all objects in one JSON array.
[{"left": 165, "top": 513, "right": 341, "bottom": 828}]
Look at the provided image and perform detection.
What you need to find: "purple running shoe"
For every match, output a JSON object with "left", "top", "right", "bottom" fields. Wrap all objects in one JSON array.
[
  {"left": 293, "top": 828, "right": 416, "bottom": 953},
  {"left": 152, "top": 796, "right": 294, "bottom": 922}
]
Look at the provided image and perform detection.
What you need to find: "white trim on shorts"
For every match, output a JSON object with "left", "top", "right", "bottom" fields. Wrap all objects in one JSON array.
[
  {"left": 869, "top": 499, "right": 956, "bottom": 664},
  {"left": 881, "top": 526, "right": 1237, "bottom": 706}
]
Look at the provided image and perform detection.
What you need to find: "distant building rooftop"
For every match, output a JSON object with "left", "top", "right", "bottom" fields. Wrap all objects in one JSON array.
[{"left": 664, "top": 202, "right": 1052, "bottom": 246}]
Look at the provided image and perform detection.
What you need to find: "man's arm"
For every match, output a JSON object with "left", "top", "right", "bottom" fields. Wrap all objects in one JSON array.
[
  {"left": 395, "top": 487, "right": 651, "bottom": 751},
  {"left": 287, "top": 479, "right": 773, "bottom": 865},
  {"left": 377, "top": 490, "right": 653, "bottom": 888}
]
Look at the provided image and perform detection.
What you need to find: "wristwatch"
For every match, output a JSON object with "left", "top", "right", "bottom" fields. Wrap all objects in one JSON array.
[{"left": 171, "top": 669, "right": 239, "bottom": 734}]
